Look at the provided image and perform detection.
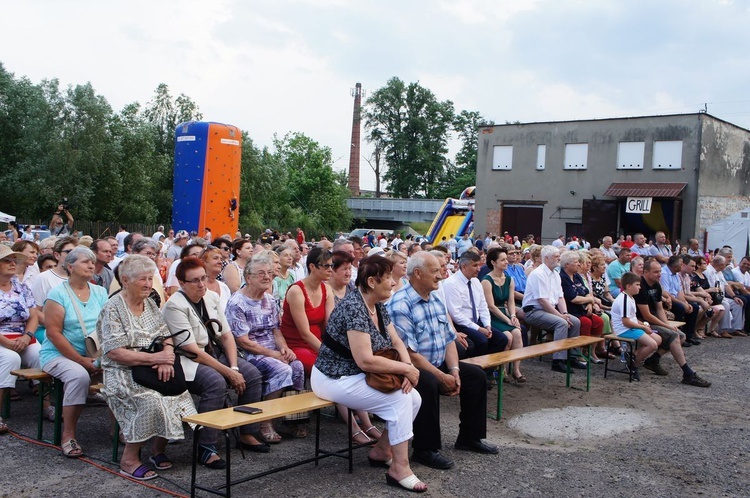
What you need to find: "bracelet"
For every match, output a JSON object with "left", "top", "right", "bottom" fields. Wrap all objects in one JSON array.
[
  {"left": 510, "top": 314, "right": 516, "bottom": 318},
  {"left": 24, "top": 331, "right": 34, "bottom": 339},
  {"left": 449, "top": 366, "right": 460, "bottom": 372},
  {"left": 230, "top": 366, "right": 240, "bottom": 371}
]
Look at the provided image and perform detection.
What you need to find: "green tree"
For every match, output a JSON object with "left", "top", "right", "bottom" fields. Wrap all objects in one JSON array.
[
  {"left": 436, "top": 110, "right": 494, "bottom": 199},
  {"left": 274, "top": 132, "right": 352, "bottom": 234},
  {"left": 364, "top": 77, "right": 454, "bottom": 198}
]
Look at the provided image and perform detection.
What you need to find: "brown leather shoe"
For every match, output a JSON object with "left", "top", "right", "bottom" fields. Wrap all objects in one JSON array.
[
  {"left": 720, "top": 331, "right": 734, "bottom": 339},
  {"left": 731, "top": 330, "right": 748, "bottom": 337}
]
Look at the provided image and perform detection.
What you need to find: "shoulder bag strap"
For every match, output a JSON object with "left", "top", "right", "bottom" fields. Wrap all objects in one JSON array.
[{"left": 63, "top": 281, "right": 89, "bottom": 342}]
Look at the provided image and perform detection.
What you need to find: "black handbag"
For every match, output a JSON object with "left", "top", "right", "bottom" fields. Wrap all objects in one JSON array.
[{"left": 131, "top": 330, "right": 196, "bottom": 396}]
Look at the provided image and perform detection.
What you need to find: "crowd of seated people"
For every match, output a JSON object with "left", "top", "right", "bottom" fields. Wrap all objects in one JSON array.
[{"left": 2, "top": 223, "right": 745, "bottom": 490}]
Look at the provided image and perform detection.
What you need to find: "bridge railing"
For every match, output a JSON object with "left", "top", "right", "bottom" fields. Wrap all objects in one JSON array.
[{"left": 346, "top": 198, "right": 445, "bottom": 213}]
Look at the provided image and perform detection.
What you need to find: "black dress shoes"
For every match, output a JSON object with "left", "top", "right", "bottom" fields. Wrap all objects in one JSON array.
[
  {"left": 454, "top": 438, "right": 499, "bottom": 454},
  {"left": 570, "top": 359, "right": 588, "bottom": 369},
  {"left": 412, "top": 449, "right": 454, "bottom": 469},
  {"left": 551, "top": 360, "right": 570, "bottom": 373}
]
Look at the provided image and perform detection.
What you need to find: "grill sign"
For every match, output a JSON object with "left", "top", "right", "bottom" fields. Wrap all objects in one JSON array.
[{"left": 626, "top": 197, "right": 652, "bottom": 214}]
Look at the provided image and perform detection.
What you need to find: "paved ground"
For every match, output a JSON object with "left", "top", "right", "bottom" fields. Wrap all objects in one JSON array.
[{"left": 1, "top": 335, "right": 748, "bottom": 497}]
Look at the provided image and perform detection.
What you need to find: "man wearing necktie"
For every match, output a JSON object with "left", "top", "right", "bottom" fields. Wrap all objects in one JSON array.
[{"left": 443, "top": 250, "right": 509, "bottom": 357}]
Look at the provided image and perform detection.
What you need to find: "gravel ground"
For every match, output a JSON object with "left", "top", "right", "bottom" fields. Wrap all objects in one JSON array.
[{"left": 1, "top": 335, "right": 748, "bottom": 497}]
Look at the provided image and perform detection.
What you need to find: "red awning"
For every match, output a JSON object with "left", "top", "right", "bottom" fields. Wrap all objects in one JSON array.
[{"left": 603, "top": 182, "right": 687, "bottom": 198}]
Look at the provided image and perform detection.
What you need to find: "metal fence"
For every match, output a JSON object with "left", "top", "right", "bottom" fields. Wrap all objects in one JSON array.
[{"left": 13, "top": 219, "right": 170, "bottom": 239}]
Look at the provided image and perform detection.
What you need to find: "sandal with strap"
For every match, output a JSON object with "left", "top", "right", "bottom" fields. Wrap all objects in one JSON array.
[
  {"left": 364, "top": 426, "right": 382, "bottom": 440},
  {"left": 149, "top": 453, "right": 173, "bottom": 470},
  {"left": 352, "top": 430, "right": 374, "bottom": 445},
  {"left": 61, "top": 439, "right": 83, "bottom": 458},
  {"left": 260, "top": 425, "right": 282, "bottom": 444},
  {"left": 120, "top": 464, "right": 158, "bottom": 481},
  {"left": 199, "top": 445, "right": 226, "bottom": 469},
  {"left": 386, "top": 472, "right": 427, "bottom": 493}
]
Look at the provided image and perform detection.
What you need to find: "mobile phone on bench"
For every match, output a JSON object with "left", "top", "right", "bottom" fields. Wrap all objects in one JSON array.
[{"left": 233, "top": 405, "right": 263, "bottom": 415}]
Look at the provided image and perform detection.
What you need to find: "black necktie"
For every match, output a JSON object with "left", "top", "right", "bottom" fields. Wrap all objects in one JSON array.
[{"left": 467, "top": 280, "right": 478, "bottom": 323}]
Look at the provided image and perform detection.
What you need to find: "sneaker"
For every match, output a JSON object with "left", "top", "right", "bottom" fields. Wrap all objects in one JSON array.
[
  {"left": 642, "top": 362, "right": 669, "bottom": 376},
  {"left": 630, "top": 366, "right": 640, "bottom": 381},
  {"left": 682, "top": 374, "right": 711, "bottom": 387}
]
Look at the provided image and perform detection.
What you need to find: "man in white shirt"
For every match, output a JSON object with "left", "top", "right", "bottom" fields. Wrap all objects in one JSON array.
[
  {"left": 115, "top": 225, "right": 129, "bottom": 257},
  {"left": 599, "top": 236, "right": 617, "bottom": 263},
  {"left": 521, "top": 245, "right": 584, "bottom": 372},
  {"left": 446, "top": 235, "right": 458, "bottom": 260},
  {"left": 551, "top": 235, "right": 565, "bottom": 248},
  {"left": 443, "top": 251, "right": 507, "bottom": 357}
]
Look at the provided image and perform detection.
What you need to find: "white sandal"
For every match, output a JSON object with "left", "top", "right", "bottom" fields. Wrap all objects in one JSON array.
[
  {"left": 386, "top": 473, "right": 427, "bottom": 493},
  {"left": 351, "top": 430, "right": 373, "bottom": 445}
]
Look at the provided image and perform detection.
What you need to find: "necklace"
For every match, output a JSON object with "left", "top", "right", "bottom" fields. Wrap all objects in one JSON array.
[{"left": 360, "top": 290, "right": 377, "bottom": 315}]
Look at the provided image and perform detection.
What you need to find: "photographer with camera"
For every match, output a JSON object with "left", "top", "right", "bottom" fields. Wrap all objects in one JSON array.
[{"left": 51, "top": 199, "right": 74, "bottom": 237}]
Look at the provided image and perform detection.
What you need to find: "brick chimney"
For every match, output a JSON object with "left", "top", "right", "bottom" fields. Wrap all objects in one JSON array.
[{"left": 348, "top": 82, "right": 362, "bottom": 196}]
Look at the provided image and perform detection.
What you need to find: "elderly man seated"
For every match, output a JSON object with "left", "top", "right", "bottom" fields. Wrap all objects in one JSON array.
[
  {"left": 521, "top": 245, "right": 584, "bottom": 373},
  {"left": 443, "top": 250, "right": 508, "bottom": 357},
  {"left": 389, "top": 252, "right": 498, "bottom": 470},
  {"left": 599, "top": 236, "right": 617, "bottom": 264}
]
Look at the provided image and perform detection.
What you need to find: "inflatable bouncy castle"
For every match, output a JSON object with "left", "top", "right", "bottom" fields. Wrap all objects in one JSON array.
[
  {"left": 425, "top": 187, "right": 476, "bottom": 243},
  {"left": 172, "top": 121, "right": 241, "bottom": 237}
]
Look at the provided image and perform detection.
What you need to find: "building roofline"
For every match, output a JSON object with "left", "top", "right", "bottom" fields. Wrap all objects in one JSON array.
[{"left": 478, "top": 112, "right": 750, "bottom": 134}]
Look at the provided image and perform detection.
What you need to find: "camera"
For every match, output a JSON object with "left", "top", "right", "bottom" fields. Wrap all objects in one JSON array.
[
  {"left": 60, "top": 197, "right": 69, "bottom": 210},
  {"left": 705, "top": 308, "right": 714, "bottom": 318}
]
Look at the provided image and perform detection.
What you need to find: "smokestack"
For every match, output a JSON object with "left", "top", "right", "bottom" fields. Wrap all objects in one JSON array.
[{"left": 348, "top": 82, "right": 363, "bottom": 196}]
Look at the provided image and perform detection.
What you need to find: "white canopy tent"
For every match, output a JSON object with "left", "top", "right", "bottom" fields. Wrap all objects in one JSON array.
[
  {"left": 706, "top": 208, "right": 750, "bottom": 256},
  {"left": 0, "top": 211, "right": 15, "bottom": 223}
]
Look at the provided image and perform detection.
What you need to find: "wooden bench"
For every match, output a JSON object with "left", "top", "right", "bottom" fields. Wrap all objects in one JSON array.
[
  {"left": 183, "top": 392, "right": 355, "bottom": 498},
  {"left": 9, "top": 368, "right": 63, "bottom": 444},
  {"left": 461, "top": 336, "right": 604, "bottom": 420}
]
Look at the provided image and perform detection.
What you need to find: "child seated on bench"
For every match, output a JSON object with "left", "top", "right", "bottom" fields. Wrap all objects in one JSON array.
[{"left": 610, "top": 272, "right": 661, "bottom": 381}]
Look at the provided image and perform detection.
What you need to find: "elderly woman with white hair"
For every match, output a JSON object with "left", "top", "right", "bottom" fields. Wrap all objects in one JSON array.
[
  {"left": 97, "top": 255, "right": 197, "bottom": 481},
  {"left": 40, "top": 247, "right": 108, "bottom": 457},
  {"left": 560, "top": 250, "right": 606, "bottom": 363}
]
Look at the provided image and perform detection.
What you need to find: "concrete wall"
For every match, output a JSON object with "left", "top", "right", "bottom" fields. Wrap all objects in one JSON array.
[
  {"left": 695, "top": 117, "right": 750, "bottom": 239},
  {"left": 475, "top": 114, "right": 712, "bottom": 243}
]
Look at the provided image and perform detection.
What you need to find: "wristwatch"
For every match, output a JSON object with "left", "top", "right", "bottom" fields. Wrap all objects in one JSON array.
[
  {"left": 24, "top": 331, "right": 34, "bottom": 339},
  {"left": 230, "top": 366, "right": 240, "bottom": 371}
]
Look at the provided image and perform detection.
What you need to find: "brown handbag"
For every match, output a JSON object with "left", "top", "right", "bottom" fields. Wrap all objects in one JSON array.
[{"left": 365, "top": 348, "right": 404, "bottom": 393}]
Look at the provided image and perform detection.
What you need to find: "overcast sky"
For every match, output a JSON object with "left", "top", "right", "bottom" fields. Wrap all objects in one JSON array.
[{"left": 2, "top": 0, "right": 749, "bottom": 192}]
